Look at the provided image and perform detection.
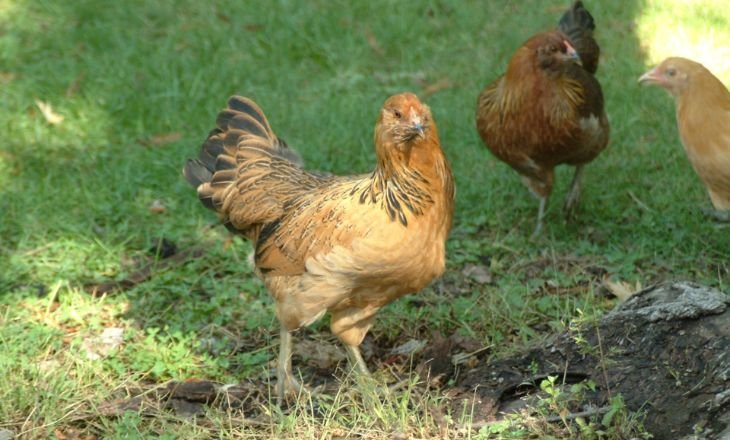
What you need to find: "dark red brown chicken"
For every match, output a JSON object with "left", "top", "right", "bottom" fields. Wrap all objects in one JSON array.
[{"left": 476, "top": 1, "right": 609, "bottom": 235}]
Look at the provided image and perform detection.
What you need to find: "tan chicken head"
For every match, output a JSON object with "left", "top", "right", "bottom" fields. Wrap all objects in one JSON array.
[
  {"left": 375, "top": 93, "right": 435, "bottom": 159},
  {"left": 638, "top": 57, "right": 701, "bottom": 97}
]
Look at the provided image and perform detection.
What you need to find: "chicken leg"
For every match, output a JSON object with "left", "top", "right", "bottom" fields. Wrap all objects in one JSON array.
[
  {"left": 276, "top": 329, "right": 373, "bottom": 404},
  {"left": 276, "top": 327, "right": 304, "bottom": 404},
  {"left": 521, "top": 168, "right": 555, "bottom": 237},
  {"left": 345, "top": 344, "right": 371, "bottom": 376},
  {"left": 532, "top": 196, "right": 548, "bottom": 237},
  {"left": 564, "top": 164, "right": 584, "bottom": 220}
]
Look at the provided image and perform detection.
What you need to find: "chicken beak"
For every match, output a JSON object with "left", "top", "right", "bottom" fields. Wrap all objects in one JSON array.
[
  {"left": 408, "top": 115, "right": 426, "bottom": 140},
  {"left": 638, "top": 67, "right": 659, "bottom": 85},
  {"left": 563, "top": 40, "right": 581, "bottom": 65},
  {"left": 412, "top": 122, "right": 425, "bottom": 139}
]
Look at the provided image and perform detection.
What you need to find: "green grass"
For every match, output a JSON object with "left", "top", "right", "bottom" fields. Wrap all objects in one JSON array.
[{"left": 1, "top": 0, "right": 728, "bottom": 438}]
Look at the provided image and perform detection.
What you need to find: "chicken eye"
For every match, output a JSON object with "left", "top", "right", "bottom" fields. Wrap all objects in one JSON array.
[
  {"left": 393, "top": 109, "right": 402, "bottom": 119},
  {"left": 666, "top": 68, "right": 676, "bottom": 77}
]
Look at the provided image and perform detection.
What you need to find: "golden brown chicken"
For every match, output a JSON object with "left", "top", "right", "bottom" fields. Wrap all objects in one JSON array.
[
  {"left": 184, "top": 93, "right": 454, "bottom": 402},
  {"left": 476, "top": 1, "right": 609, "bottom": 235},
  {"left": 639, "top": 57, "right": 730, "bottom": 221}
]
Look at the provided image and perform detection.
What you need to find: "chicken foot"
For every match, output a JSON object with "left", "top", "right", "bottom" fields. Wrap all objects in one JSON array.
[
  {"left": 702, "top": 207, "right": 730, "bottom": 223},
  {"left": 345, "top": 343, "right": 397, "bottom": 400},
  {"left": 275, "top": 330, "right": 374, "bottom": 404}
]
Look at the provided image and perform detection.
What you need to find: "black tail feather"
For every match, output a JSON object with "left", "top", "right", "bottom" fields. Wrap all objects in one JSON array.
[
  {"left": 227, "top": 96, "right": 271, "bottom": 132},
  {"left": 183, "top": 159, "right": 213, "bottom": 188},
  {"left": 558, "top": 1, "right": 595, "bottom": 35},
  {"left": 558, "top": 1, "right": 600, "bottom": 74}
]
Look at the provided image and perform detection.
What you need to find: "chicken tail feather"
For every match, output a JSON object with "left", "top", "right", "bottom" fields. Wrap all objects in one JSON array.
[
  {"left": 559, "top": 1, "right": 595, "bottom": 34},
  {"left": 183, "top": 159, "right": 213, "bottom": 188},
  {"left": 221, "top": 96, "right": 303, "bottom": 166},
  {"left": 183, "top": 96, "right": 307, "bottom": 213},
  {"left": 558, "top": 1, "right": 600, "bottom": 74}
]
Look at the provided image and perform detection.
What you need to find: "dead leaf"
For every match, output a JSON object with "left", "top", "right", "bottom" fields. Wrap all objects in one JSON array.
[
  {"left": 603, "top": 278, "right": 642, "bottom": 302},
  {"left": 53, "top": 427, "right": 97, "bottom": 440},
  {"left": 98, "top": 396, "right": 144, "bottom": 416},
  {"left": 294, "top": 339, "right": 346, "bottom": 369},
  {"left": 66, "top": 72, "right": 86, "bottom": 97},
  {"left": 450, "top": 351, "right": 480, "bottom": 368},
  {"left": 139, "top": 132, "right": 181, "bottom": 147},
  {"left": 82, "top": 327, "right": 124, "bottom": 360},
  {"left": 450, "top": 334, "right": 484, "bottom": 353},
  {"left": 148, "top": 199, "right": 166, "bottom": 214},
  {"left": 462, "top": 264, "right": 493, "bottom": 285},
  {"left": 167, "top": 379, "right": 219, "bottom": 402},
  {"left": 419, "top": 331, "right": 454, "bottom": 380},
  {"left": 420, "top": 77, "right": 453, "bottom": 98},
  {"left": 35, "top": 99, "right": 64, "bottom": 125},
  {"left": 363, "top": 27, "right": 385, "bottom": 56},
  {"left": 39, "top": 359, "right": 61, "bottom": 373},
  {"left": 390, "top": 338, "right": 426, "bottom": 356},
  {"left": 0, "top": 72, "right": 15, "bottom": 83},
  {"left": 166, "top": 380, "right": 263, "bottom": 405},
  {"left": 169, "top": 399, "right": 206, "bottom": 418}
]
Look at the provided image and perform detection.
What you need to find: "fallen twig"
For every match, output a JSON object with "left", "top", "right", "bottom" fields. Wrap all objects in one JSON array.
[
  {"left": 545, "top": 405, "right": 611, "bottom": 423},
  {"left": 628, "top": 190, "right": 653, "bottom": 212},
  {"left": 456, "top": 405, "right": 612, "bottom": 435}
]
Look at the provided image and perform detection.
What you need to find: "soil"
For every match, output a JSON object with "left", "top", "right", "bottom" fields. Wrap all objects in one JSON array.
[{"left": 103, "top": 281, "right": 730, "bottom": 439}]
